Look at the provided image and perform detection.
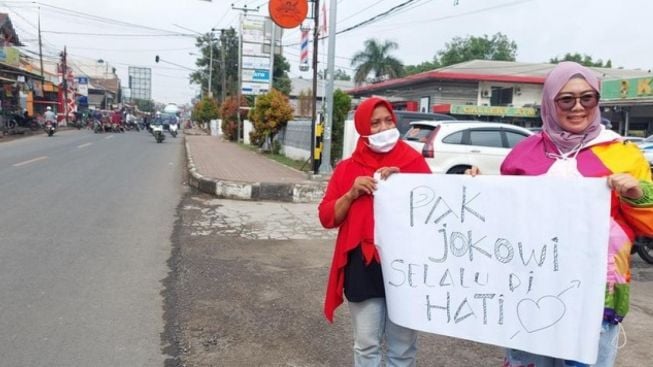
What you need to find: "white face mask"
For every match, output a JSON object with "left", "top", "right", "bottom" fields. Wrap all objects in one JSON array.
[
  {"left": 544, "top": 145, "right": 583, "bottom": 177},
  {"left": 366, "top": 128, "right": 400, "bottom": 153},
  {"left": 545, "top": 158, "right": 582, "bottom": 177}
]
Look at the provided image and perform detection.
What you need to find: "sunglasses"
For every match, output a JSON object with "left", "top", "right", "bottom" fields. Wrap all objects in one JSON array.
[{"left": 554, "top": 92, "right": 600, "bottom": 111}]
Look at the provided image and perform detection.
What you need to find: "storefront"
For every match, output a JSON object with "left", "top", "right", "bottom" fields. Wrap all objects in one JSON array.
[{"left": 600, "top": 77, "right": 653, "bottom": 137}]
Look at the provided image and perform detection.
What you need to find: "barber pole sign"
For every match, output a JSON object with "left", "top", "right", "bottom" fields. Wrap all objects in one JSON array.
[{"left": 299, "top": 28, "right": 309, "bottom": 71}]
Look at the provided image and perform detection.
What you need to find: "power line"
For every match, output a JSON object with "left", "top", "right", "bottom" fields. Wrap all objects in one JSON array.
[
  {"left": 41, "top": 31, "right": 195, "bottom": 38},
  {"left": 38, "top": 3, "right": 189, "bottom": 35}
]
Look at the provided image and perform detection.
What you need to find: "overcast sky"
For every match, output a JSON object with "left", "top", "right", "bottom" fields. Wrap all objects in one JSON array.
[{"left": 1, "top": 0, "right": 650, "bottom": 105}]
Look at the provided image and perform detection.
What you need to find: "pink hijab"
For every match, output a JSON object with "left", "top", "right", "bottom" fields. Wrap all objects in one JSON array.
[{"left": 540, "top": 62, "right": 602, "bottom": 153}]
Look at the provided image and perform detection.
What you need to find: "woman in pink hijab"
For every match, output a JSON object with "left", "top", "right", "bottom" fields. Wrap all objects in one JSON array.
[{"left": 500, "top": 62, "right": 653, "bottom": 366}]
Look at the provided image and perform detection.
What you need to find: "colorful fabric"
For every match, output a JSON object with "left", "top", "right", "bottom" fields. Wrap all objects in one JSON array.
[{"left": 501, "top": 130, "right": 653, "bottom": 323}]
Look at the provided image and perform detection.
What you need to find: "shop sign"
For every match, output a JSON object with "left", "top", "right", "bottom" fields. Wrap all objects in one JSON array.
[
  {"left": 242, "top": 18, "right": 266, "bottom": 43},
  {"left": 0, "top": 46, "right": 20, "bottom": 66},
  {"left": 601, "top": 77, "right": 653, "bottom": 100},
  {"left": 242, "top": 55, "right": 270, "bottom": 69},
  {"left": 241, "top": 81, "right": 269, "bottom": 96},
  {"left": 242, "top": 69, "right": 270, "bottom": 83},
  {"left": 242, "top": 42, "right": 266, "bottom": 57},
  {"left": 450, "top": 104, "right": 538, "bottom": 118}
]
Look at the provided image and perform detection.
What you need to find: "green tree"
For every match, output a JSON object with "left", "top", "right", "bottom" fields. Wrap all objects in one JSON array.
[
  {"left": 219, "top": 95, "right": 248, "bottom": 141},
  {"left": 549, "top": 53, "right": 612, "bottom": 68},
  {"left": 351, "top": 39, "right": 403, "bottom": 85},
  {"left": 438, "top": 32, "right": 517, "bottom": 67},
  {"left": 191, "top": 96, "right": 219, "bottom": 125},
  {"left": 189, "top": 28, "right": 239, "bottom": 104},
  {"left": 403, "top": 59, "right": 440, "bottom": 76},
  {"left": 248, "top": 88, "right": 294, "bottom": 149},
  {"left": 330, "top": 89, "right": 352, "bottom": 165},
  {"left": 133, "top": 98, "right": 154, "bottom": 113},
  {"left": 273, "top": 53, "right": 292, "bottom": 95},
  {"left": 318, "top": 68, "right": 352, "bottom": 81}
]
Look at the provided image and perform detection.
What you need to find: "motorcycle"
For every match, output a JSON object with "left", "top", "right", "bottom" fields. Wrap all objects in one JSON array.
[
  {"left": 169, "top": 122, "right": 178, "bottom": 138},
  {"left": 44, "top": 121, "right": 56, "bottom": 137},
  {"left": 633, "top": 236, "right": 653, "bottom": 264},
  {"left": 93, "top": 119, "right": 103, "bottom": 133},
  {"left": 152, "top": 124, "right": 165, "bottom": 143}
]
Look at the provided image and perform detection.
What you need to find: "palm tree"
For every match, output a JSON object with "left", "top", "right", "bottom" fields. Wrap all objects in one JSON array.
[{"left": 350, "top": 39, "right": 403, "bottom": 85}]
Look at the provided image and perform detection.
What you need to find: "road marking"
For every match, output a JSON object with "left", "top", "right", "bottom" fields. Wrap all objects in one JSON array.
[
  {"left": 13, "top": 156, "right": 48, "bottom": 167},
  {"left": 105, "top": 135, "right": 114, "bottom": 139},
  {"left": 78, "top": 142, "right": 93, "bottom": 149}
]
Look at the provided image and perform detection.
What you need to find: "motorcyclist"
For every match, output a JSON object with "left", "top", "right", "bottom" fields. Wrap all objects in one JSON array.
[
  {"left": 110, "top": 109, "right": 123, "bottom": 131},
  {"left": 44, "top": 106, "right": 57, "bottom": 129}
]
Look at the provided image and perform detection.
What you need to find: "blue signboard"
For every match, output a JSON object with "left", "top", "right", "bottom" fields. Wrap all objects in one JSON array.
[
  {"left": 252, "top": 69, "right": 270, "bottom": 82},
  {"left": 77, "top": 77, "right": 89, "bottom": 84}
]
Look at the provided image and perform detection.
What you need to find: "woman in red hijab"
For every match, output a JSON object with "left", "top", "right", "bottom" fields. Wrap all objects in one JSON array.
[{"left": 318, "top": 97, "right": 431, "bottom": 366}]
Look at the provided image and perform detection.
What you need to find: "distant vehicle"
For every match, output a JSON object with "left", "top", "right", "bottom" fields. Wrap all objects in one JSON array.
[
  {"left": 402, "top": 120, "right": 533, "bottom": 174},
  {"left": 342, "top": 110, "right": 455, "bottom": 159}
]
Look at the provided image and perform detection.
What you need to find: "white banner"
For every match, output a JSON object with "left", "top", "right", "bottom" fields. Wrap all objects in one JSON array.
[{"left": 374, "top": 174, "right": 610, "bottom": 364}]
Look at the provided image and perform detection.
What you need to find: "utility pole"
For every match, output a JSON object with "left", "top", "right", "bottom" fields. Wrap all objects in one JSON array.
[
  {"left": 319, "top": 0, "right": 337, "bottom": 174},
  {"left": 232, "top": 4, "right": 259, "bottom": 143},
  {"left": 310, "top": 0, "right": 320, "bottom": 174},
  {"left": 37, "top": 4, "right": 43, "bottom": 80},
  {"left": 220, "top": 29, "right": 227, "bottom": 104},
  {"left": 208, "top": 30, "right": 214, "bottom": 98}
]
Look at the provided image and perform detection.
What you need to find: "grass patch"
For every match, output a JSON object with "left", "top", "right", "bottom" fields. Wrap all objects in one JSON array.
[{"left": 238, "top": 142, "right": 312, "bottom": 172}]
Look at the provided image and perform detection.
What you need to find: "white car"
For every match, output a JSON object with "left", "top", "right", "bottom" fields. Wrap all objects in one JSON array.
[{"left": 403, "top": 120, "right": 533, "bottom": 174}]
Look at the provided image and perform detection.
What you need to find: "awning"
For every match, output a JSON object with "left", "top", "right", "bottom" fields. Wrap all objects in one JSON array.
[{"left": 0, "top": 75, "right": 17, "bottom": 83}]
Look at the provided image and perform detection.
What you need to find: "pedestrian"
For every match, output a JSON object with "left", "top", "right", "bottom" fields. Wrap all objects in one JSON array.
[
  {"left": 495, "top": 62, "right": 653, "bottom": 366},
  {"left": 318, "top": 97, "right": 431, "bottom": 366}
]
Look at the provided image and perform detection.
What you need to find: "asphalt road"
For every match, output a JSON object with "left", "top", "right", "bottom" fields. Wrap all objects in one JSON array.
[{"left": 0, "top": 129, "right": 184, "bottom": 366}]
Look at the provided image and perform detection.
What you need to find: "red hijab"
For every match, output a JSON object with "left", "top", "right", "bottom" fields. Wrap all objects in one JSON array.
[{"left": 351, "top": 97, "right": 423, "bottom": 171}]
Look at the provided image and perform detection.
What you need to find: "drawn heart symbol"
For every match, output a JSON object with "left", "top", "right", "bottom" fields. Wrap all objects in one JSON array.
[{"left": 516, "top": 296, "right": 566, "bottom": 333}]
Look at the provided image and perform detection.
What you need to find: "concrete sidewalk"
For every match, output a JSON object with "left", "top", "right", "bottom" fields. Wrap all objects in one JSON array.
[{"left": 184, "top": 129, "right": 326, "bottom": 202}]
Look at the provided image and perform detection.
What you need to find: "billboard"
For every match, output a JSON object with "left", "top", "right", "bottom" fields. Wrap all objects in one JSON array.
[{"left": 128, "top": 66, "right": 152, "bottom": 100}]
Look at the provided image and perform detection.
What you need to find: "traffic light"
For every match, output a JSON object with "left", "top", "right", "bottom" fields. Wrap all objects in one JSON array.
[{"left": 155, "top": 55, "right": 160, "bottom": 63}]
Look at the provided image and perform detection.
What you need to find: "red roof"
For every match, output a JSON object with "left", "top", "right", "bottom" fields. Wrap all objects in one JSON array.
[{"left": 347, "top": 71, "right": 546, "bottom": 95}]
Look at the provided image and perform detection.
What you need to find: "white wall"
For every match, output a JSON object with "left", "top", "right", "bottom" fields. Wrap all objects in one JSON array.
[
  {"left": 243, "top": 120, "right": 253, "bottom": 145},
  {"left": 478, "top": 81, "right": 543, "bottom": 106}
]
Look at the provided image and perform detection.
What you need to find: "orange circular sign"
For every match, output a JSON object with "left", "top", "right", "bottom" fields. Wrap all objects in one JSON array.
[{"left": 269, "top": 0, "right": 308, "bottom": 29}]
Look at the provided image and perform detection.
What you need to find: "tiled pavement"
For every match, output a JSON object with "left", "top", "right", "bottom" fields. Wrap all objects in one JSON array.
[{"left": 184, "top": 130, "right": 326, "bottom": 202}]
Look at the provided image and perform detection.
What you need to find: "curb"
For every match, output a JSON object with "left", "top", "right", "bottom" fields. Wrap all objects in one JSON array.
[{"left": 185, "top": 139, "right": 326, "bottom": 203}]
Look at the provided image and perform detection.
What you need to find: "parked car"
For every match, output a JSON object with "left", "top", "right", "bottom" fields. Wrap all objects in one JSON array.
[
  {"left": 342, "top": 110, "right": 455, "bottom": 159},
  {"left": 402, "top": 120, "right": 533, "bottom": 174}
]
